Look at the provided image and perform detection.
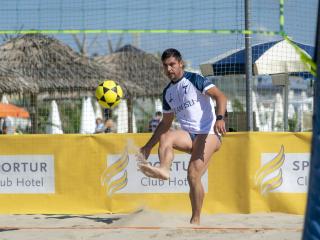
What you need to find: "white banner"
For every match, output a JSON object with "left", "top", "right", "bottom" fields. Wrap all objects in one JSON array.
[
  {"left": 103, "top": 154, "right": 208, "bottom": 194},
  {"left": 259, "top": 153, "right": 310, "bottom": 193},
  {"left": 0, "top": 155, "right": 55, "bottom": 194}
]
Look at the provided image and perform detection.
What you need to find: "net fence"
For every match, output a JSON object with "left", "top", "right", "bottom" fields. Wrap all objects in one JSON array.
[{"left": 0, "top": 0, "right": 317, "bottom": 134}]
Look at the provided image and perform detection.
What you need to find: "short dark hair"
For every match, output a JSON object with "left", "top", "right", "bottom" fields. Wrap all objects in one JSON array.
[
  {"left": 155, "top": 111, "right": 162, "bottom": 116},
  {"left": 161, "top": 48, "right": 182, "bottom": 62}
]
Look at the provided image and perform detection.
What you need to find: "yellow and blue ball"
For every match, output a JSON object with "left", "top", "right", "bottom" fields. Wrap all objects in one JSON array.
[{"left": 95, "top": 80, "right": 123, "bottom": 109}]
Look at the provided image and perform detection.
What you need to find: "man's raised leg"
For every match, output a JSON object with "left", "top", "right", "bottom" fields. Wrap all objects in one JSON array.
[{"left": 138, "top": 130, "right": 192, "bottom": 179}]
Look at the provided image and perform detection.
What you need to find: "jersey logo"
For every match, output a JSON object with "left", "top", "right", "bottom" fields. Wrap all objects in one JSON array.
[
  {"left": 182, "top": 85, "right": 188, "bottom": 94},
  {"left": 169, "top": 94, "right": 173, "bottom": 103}
]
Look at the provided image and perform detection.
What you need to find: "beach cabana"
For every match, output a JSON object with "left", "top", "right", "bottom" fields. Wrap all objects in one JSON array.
[
  {"left": 200, "top": 39, "right": 315, "bottom": 76},
  {"left": 200, "top": 39, "right": 315, "bottom": 132}
]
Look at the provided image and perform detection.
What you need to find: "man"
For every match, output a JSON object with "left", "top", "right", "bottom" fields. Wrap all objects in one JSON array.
[
  {"left": 94, "top": 117, "right": 104, "bottom": 133},
  {"left": 104, "top": 118, "right": 115, "bottom": 133},
  {"left": 138, "top": 48, "right": 227, "bottom": 224}
]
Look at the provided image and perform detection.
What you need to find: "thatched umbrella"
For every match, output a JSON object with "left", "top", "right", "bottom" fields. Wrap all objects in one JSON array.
[
  {"left": 0, "top": 66, "right": 38, "bottom": 94},
  {"left": 0, "top": 34, "right": 114, "bottom": 132},
  {"left": 95, "top": 45, "right": 168, "bottom": 97},
  {"left": 95, "top": 45, "right": 169, "bottom": 132},
  {"left": 0, "top": 34, "right": 113, "bottom": 92}
]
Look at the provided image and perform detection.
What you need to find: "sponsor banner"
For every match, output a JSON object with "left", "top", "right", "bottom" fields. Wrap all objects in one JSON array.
[
  {"left": 103, "top": 154, "right": 208, "bottom": 194},
  {"left": 0, "top": 155, "right": 55, "bottom": 193},
  {"left": 0, "top": 133, "right": 312, "bottom": 214}
]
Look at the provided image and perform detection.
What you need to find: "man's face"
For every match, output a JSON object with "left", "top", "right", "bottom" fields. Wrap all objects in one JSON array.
[{"left": 162, "top": 56, "right": 184, "bottom": 81}]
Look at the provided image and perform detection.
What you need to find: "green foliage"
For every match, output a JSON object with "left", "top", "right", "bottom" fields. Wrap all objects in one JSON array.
[
  {"left": 37, "top": 105, "right": 50, "bottom": 133},
  {"left": 232, "top": 99, "right": 245, "bottom": 112},
  {"left": 288, "top": 113, "right": 298, "bottom": 132},
  {"left": 59, "top": 100, "right": 82, "bottom": 133},
  {"left": 35, "top": 100, "right": 82, "bottom": 134}
]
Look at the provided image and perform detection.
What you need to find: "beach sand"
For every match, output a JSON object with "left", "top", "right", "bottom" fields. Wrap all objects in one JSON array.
[{"left": 0, "top": 209, "right": 303, "bottom": 240}]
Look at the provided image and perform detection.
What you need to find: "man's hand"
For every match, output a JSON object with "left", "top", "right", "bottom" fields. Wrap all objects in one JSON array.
[
  {"left": 205, "top": 86, "right": 228, "bottom": 136},
  {"left": 214, "top": 120, "right": 226, "bottom": 135}
]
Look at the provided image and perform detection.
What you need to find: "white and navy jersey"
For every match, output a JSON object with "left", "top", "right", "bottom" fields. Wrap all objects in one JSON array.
[{"left": 162, "top": 71, "right": 216, "bottom": 134}]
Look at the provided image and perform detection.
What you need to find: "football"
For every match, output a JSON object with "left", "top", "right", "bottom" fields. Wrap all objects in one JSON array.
[{"left": 95, "top": 80, "right": 123, "bottom": 109}]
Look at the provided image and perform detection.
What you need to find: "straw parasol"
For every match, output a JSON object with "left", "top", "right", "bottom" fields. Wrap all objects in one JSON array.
[
  {"left": 95, "top": 45, "right": 169, "bottom": 132},
  {"left": 0, "top": 34, "right": 114, "bottom": 133},
  {"left": 0, "top": 66, "right": 38, "bottom": 94},
  {"left": 0, "top": 34, "right": 113, "bottom": 93},
  {"left": 95, "top": 45, "right": 168, "bottom": 98}
]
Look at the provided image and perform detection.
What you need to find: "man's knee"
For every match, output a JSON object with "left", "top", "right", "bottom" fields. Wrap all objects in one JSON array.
[
  {"left": 159, "top": 132, "right": 173, "bottom": 147},
  {"left": 187, "top": 166, "right": 202, "bottom": 184}
]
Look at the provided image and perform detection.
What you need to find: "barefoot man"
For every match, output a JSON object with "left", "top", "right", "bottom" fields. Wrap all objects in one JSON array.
[{"left": 138, "top": 48, "right": 227, "bottom": 224}]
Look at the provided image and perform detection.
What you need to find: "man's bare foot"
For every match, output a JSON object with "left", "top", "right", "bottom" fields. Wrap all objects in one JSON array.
[
  {"left": 135, "top": 153, "right": 148, "bottom": 164},
  {"left": 190, "top": 216, "right": 200, "bottom": 225},
  {"left": 138, "top": 164, "right": 170, "bottom": 180}
]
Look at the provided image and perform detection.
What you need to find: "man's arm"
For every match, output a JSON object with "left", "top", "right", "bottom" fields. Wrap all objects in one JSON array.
[
  {"left": 140, "top": 112, "right": 174, "bottom": 159},
  {"left": 206, "top": 86, "right": 228, "bottom": 135}
]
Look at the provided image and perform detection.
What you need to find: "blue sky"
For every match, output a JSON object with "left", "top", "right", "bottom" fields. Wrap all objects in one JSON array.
[{"left": 0, "top": 0, "right": 318, "bottom": 69}]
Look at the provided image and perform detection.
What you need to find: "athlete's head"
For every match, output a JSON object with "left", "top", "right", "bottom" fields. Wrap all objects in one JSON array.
[{"left": 161, "top": 48, "right": 184, "bottom": 81}]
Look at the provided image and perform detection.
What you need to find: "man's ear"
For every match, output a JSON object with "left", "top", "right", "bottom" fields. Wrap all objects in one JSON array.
[{"left": 180, "top": 60, "right": 185, "bottom": 69}]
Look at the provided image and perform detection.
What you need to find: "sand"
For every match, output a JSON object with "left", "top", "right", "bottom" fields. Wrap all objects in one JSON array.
[{"left": 0, "top": 209, "right": 303, "bottom": 240}]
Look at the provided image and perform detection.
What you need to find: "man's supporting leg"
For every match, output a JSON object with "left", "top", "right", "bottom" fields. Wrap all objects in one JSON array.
[
  {"left": 188, "top": 134, "right": 221, "bottom": 224},
  {"left": 139, "top": 130, "right": 192, "bottom": 179}
]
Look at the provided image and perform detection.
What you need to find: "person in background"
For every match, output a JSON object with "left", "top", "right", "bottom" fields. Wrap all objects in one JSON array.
[
  {"left": 95, "top": 117, "right": 105, "bottom": 133},
  {"left": 148, "top": 111, "right": 162, "bottom": 132},
  {"left": 104, "top": 118, "right": 115, "bottom": 133},
  {"left": 3, "top": 117, "right": 15, "bottom": 134},
  {"left": 1, "top": 124, "right": 8, "bottom": 134}
]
